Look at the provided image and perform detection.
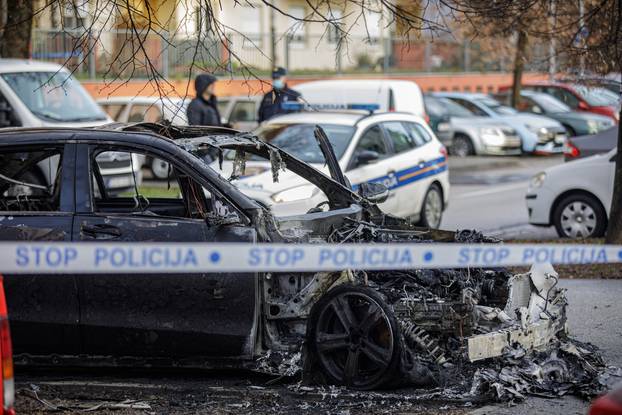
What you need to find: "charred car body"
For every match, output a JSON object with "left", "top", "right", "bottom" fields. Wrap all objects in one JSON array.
[{"left": 0, "top": 124, "right": 606, "bottom": 401}]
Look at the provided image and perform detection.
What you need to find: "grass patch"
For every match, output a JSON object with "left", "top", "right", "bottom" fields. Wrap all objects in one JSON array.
[{"left": 119, "top": 186, "right": 182, "bottom": 198}]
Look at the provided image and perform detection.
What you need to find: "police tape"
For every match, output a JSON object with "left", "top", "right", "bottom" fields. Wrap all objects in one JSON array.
[{"left": 0, "top": 242, "right": 620, "bottom": 274}]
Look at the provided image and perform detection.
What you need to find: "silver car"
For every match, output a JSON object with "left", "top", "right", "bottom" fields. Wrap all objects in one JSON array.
[{"left": 424, "top": 95, "right": 521, "bottom": 156}]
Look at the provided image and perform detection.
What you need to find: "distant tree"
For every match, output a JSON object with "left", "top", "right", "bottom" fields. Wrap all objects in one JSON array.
[{"left": 0, "top": 0, "right": 33, "bottom": 58}]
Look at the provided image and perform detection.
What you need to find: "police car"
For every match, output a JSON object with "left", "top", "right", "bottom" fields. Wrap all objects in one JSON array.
[{"left": 211, "top": 106, "right": 450, "bottom": 228}]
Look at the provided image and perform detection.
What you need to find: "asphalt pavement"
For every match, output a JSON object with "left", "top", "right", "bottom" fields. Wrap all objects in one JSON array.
[{"left": 441, "top": 155, "right": 564, "bottom": 240}]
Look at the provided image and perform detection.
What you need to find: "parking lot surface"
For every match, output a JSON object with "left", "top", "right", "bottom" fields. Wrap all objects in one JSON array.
[{"left": 442, "top": 155, "right": 564, "bottom": 239}]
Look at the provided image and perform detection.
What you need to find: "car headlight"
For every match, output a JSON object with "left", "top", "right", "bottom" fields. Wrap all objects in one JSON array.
[
  {"left": 271, "top": 184, "right": 317, "bottom": 203},
  {"left": 587, "top": 120, "right": 598, "bottom": 134},
  {"left": 437, "top": 122, "right": 451, "bottom": 132},
  {"left": 530, "top": 172, "right": 547, "bottom": 189}
]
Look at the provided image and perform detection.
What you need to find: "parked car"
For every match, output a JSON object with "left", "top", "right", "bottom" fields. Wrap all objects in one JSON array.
[
  {"left": 0, "top": 59, "right": 141, "bottom": 191},
  {"left": 97, "top": 96, "right": 189, "bottom": 126},
  {"left": 564, "top": 127, "right": 618, "bottom": 161},
  {"left": 502, "top": 82, "right": 620, "bottom": 123},
  {"left": 424, "top": 95, "right": 521, "bottom": 156},
  {"left": 494, "top": 90, "right": 615, "bottom": 137},
  {"left": 526, "top": 148, "right": 615, "bottom": 238},
  {"left": 212, "top": 110, "right": 449, "bottom": 228},
  {"left": 0, "top": 123, "right": 569, "bottom": 391},
  {"left": 293, "top": 80, "right": 427, "bottom": 120},
  {"left": 0, "top": 276, "right": 14, "bottom": 415},
  {"left": 217, "top": 95, "right": 262, "bottom": 131},
  {"left": 435, "top": 92, "right": 567, "bottom": 154}
]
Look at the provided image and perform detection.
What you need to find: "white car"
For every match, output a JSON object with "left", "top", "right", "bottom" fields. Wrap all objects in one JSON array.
[
  {"left": 211, "top": 111, "right": 450, "bottom": 228},
  {"left": 293, "top": 80, "right": 427, "bottom": 120},
  {"left": 97, "top": 96, "right": 189, "bottom": 126},
  {"left": 526, "top": 149, "right": 615, "bottom": 238}
]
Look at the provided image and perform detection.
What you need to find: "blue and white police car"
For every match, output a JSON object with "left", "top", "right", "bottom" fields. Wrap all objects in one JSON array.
[{"left": 211, "top": 106, "right": 449, "bottom": 228}]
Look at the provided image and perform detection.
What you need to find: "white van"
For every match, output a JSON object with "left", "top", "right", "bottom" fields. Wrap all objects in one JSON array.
[
  {"left": 293, "top": 79, "right": 427, "bottom": 120},
  {"left": 0, "top": 59, "right": 141, "bottom": 191}
]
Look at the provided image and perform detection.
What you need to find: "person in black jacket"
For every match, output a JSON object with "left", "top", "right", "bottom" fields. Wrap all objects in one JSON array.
[
  {"left": 258, "top": 67, "right": 302, "bottom": 123},
  {"left": 186, "top": 74, "right": 222, "bottom": 126}
]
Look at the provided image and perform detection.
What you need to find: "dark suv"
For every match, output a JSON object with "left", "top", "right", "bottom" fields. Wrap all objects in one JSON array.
[{"left": 0, "top": 123, "right": 568, "bottom": 391}]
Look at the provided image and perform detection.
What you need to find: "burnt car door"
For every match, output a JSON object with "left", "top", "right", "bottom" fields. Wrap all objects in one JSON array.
[
  {"left": 0, "top": 142, "right": 82, "bottom": 355},
  {"left": 72, "top": 142, "right": 257, "bottom": 360}
]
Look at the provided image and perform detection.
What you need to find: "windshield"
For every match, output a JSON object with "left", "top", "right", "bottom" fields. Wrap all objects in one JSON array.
[
  {"left": 425, "top": 96, "right": 474, "bottom": 117},
  {"left": 254, "top": 123, "right": 355, "bottom": 163},
  {"left": 573, "top": 84, "right": 620, "bottom": 107},
  {"left": 531, "top": 94, "right": 571, "bottom": 113},
  {"left": 1, "top": 71, "right": 107, "bottom": 122},
  {"left": 475, "top": 97, "right": 518, "bottom": 115}
]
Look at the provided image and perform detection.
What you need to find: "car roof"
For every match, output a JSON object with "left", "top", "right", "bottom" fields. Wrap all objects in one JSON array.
[
  {"left": 264, "top": 111, "right": 424, "bottom": 126},
  {"left": 265, "top": 111, "right": 367, "bottom": 126},
  {"left": 434, "top": 92, "right": 489, "bottom": 100},
  {"left": 294, "top": 79, "right": 418, "bottom": 89},
  {"left": 0, "top": 59, "right": 66, "bottom": 73}
]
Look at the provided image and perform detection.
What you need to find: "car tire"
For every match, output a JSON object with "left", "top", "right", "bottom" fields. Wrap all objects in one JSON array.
[
  {"left": 418, "top": 184, "right": 443, "bottom": 229},
  {"left": 553, "top": 193, "right": 607, "bottom": 239},
  {"left": 150, "top": 158, "right": 171, "bottom": 180},
  {"left": 451, "top": 134, "right": 475, "bottom": 157},
  {"left": 308, "top": 284, "right": 401, "bottom": 390}
]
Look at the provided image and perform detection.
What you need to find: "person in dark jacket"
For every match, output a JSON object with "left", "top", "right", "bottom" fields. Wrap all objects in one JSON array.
[
  {"left": 186, "top": 74, "right": 222, "bottom": 126},
  {"left": 258, "top": 67, "right": 302, "bottom": 123}
]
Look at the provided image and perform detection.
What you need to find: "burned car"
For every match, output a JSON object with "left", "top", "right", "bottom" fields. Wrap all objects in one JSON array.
[{"left": 0, "top": 124, "right": 606, "bottom": 401}]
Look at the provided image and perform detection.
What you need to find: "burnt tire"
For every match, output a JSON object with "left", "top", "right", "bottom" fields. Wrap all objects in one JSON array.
[
  {"left": 451, "top": 134, "right": 475, "bottom": 157},
  {"left": 553, "top": 193, "right": 607, "bottom": 238},
  {"left": 308, "top": 284, "right": 401, "bottom": 390},
  {"left": 418, "top": 184, "right": 443, "bottom": 229}
]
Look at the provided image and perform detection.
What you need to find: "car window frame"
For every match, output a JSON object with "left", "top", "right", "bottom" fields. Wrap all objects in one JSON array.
[
  {"left": 347, "top": 123, "right": 393, "bottom": 170},
  {"left": 80, "top": 142, "right": 248, "bottom": 224},
  {"left": 0, "top": 142, "right": 74, "bottom": 214},
  {"left": 381, "top": 120, "right": 418, "bottom": 154},
  {"left": 229, "top": 100, "right": 257, "bottom": 123}
]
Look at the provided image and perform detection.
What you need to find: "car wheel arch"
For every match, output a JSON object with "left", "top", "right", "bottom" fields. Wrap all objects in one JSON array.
[{"left": 549, "top": 189, "right": 608, "bottom": 227}]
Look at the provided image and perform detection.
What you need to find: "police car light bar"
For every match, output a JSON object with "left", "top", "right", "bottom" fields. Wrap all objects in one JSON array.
[{"left": 281, "top": 102, "right": 380, "bottom": 112}]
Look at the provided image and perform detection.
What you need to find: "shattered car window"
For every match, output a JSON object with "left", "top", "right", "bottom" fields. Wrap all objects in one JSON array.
[{"left": 0, "top": 148, "right": 63, "bottom": 212}]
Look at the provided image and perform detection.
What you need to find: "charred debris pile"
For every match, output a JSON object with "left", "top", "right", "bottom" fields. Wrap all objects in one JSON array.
[{"left": 312, "top": 221, "right": 614, "bottom": 402}]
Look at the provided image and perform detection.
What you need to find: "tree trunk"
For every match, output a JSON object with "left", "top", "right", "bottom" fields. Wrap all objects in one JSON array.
[
  {"left": 511, "top": 29, "right": 528, "bottom": 108},
  {"left": 0, "top": 0, "right": 33, "bottom": 59},
  {"left": 605, "top": 106, "right": 622, "bottom": 243}
]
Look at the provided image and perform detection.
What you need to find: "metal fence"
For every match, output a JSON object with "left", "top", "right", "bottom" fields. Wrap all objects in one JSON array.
[{"left": 30, "top": 29, "right": 552, "bottom": 79}]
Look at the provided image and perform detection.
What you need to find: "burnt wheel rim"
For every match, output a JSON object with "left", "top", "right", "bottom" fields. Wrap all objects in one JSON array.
[{"left": 314, "top": 291, "right": 394, "bottom": 388}]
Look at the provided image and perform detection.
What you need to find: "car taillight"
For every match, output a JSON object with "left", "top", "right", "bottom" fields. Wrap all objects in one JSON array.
[
  {"left": 563, "top": 141, "right": 580, "bottom": 158},
  {"left": 439, "top": 145, "right": 448, "bottom": 158},
  {"left": 0, "top": 277, "right": 14, "bottom": 415},
  {"left": 424, "top": 113, "right": 430, "bottom": 124}
]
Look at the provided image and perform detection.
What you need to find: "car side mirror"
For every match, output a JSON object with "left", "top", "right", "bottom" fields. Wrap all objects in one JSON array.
[
  {"left": 357, "top": 182, "right": 389, "bottom": 204},
  {"left": 355, "top": 150, "right": 380, "bottom": 167}
]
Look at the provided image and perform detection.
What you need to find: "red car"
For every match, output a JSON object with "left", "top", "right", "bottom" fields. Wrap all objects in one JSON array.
[
  {"left": 589, "top": 383, "right": 622, "bottom": 415},
  {"left": 0, "top": 277, "right": 14, "bottom": 415},
  {"left": 500, "top": 82, "right": 620, "bottom": 123}
]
